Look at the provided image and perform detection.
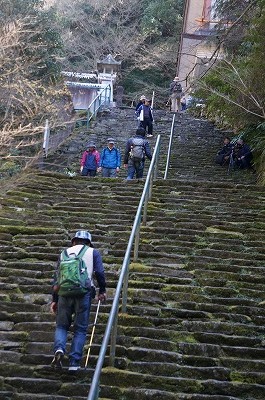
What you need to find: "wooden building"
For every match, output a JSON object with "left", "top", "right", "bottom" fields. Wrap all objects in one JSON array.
[{"left": 177, "top": 0, "right": 225, "bottom": 91}]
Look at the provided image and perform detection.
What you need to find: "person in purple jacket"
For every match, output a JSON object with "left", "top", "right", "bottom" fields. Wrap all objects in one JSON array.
[{"left": 80, "top": 142, "right": 100, "bottom": 177}]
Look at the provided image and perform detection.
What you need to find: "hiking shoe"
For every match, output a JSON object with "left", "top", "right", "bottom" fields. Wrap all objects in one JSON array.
[
  {"left": 146, "top": 134, "right": 153, "bottom": 138},
  {"left": 51, "top": 349, "right": 64, "bottom": 369}
]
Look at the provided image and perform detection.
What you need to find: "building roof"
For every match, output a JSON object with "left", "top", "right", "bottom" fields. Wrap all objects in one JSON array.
[{"left": 98, "top": 54, "right": 121, "bottom": 65}]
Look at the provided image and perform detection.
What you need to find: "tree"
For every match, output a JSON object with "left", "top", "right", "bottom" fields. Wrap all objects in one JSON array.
[
  {"left": 194, "top": 0, "right": 265, "bottom": 182},
  {"left": 0, "top": 4, "right": 69, "bottom": 175},
  {"left": 53, "top": 0, "right": 184, "bottom": 104}
]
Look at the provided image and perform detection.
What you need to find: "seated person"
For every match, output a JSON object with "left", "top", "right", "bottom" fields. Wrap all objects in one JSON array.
[
  {"left": 233, "top": 138, "right": 253, "bottom": 169},
  {"left": 215, "top": 137, "right": 233, "bottom": 165}
]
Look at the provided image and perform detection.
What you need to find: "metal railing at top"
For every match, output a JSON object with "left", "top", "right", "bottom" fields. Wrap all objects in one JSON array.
[
  {"left": 76, "top": 84, "right": 112, "bottom": 129},
  {"left": 87, "top": 134, "right": 161, "bottom": 400}
]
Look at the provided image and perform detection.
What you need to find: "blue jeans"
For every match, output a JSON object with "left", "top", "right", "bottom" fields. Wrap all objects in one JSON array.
[
  {"left": 53, "top": 292, "right": 92, "bottom": 366},
  {"left": 127, "top": 159, "right": 144, "bottom": 179},
  {"left": 102, "top": 167, "right": 117, "bottom": 177}
]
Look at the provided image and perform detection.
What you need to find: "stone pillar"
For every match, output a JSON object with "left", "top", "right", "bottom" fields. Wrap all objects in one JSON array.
[{"left": 116, "top": 86, "right": 124, "bottom": 107}]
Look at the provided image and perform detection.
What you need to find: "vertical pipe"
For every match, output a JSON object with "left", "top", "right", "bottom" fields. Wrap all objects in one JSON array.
[
  {"left": 109, "top": 311, "right": 119, "bottom": 367},
  {"left": 43, "top": 119, "right": 50, "bottom": 158},
  {"left": 164, "top": 115, "right": 175, "bottom": 179},
  {"left": 133, "top": 223, "right": 141, "bottom": 261}
]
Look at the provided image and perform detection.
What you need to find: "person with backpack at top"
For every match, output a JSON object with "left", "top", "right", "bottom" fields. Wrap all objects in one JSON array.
[
  {"left": 136, "top": 98, "right": 154, "bottom": 137},
  {"left": 98, "top": 138, "right": 121, "bottom": 177},
  {"left": 50, "top": 230, "right": 106, "bottom": 371},
  {"left": 80, "top": 142, "right": 100, "bottom": 177},
  {"left": 170, "top": 76, "right": 183, "bottom": 113},
  {"left": 124, "top": 127, "right": 152, "bottom": 180}
]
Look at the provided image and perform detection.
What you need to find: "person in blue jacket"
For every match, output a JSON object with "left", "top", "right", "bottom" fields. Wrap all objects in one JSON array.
[{"left": 98, "top": 138, "right": 121, "bottom": 177}]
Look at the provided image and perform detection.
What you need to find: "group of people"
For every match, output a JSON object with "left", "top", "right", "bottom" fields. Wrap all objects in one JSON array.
[
  {"left": 215, "top": 136, "right": 253, "bottom": 169},
  {"left": 81, "top": 129, "right": 152, "bottom": 180},
  {"left": 50, "top": 127, "right": 153, "bottom": 371},
  {"left": 49, "top": 89, "right": 255, "bottom": 374},
  {"left": 80, "top": 138, "right": 121, "bottom": 178}
]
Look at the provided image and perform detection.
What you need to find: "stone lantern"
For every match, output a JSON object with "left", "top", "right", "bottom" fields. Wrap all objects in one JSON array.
[
  {"left": 97, "top": 54, "right": 121, "bottom": 105},
  {"left": 97, "top": 54, "right": 121, "bottom": 76}
]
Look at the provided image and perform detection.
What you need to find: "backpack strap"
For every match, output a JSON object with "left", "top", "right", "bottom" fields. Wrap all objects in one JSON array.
[
  {"left": 61, "top": 249, "right": 70, "bottom": 261},
  {"left": 76, "top": 245, "right": 94, "bottom": 279},
  {"left": 77, "top": 244, "right": 89, "bottom": 258},
  {"left": 61, "top": 245, "right": 88, "bottom": 260},
  {"left": 82, "top": 246, "right": 94, "bottom": 281}
]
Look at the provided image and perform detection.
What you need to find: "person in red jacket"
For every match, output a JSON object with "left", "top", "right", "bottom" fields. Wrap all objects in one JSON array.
[{"left": 80, "top": 142, "right": 100, "bottom": 177}]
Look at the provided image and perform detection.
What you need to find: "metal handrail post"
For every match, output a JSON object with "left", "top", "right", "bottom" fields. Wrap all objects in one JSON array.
[
  {"left": 153, "top": 140, "right": 160, "bottom": 180},
  {"left": 143, "top": 182, "right": 150, "bottom": 225},
  {"left": 109, "top": 311, "right": 119, "bottom": 366},
  {"left": 148, "top": 170, "right": 154, "bottom": 199},
  {"left": 133, "top": 222, "right": 141, "bottom": 261},
  {"left": 164, "top": 114, "right": 175, "bottom": 179},
  {"left": 121, "top": 257, "right": 131, "bottom": 312}
]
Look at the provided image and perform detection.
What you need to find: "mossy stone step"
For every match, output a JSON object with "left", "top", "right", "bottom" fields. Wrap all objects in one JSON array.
[
  {"left": 128, "top": 361, "right": 230, "bottom": 381},
  {"left": 180, "top": 320, "right": 265, "bottom": 336},
  {"left": 99, "top": 368, "right": 265, "bottom": 397},
  {"left": 176, "top": 342, "right": 265, "bottom": 359},
  {"left": 0, "top": 392, "right": 85, "bottom": 400},
  {"left": 1, "top": 111, "right": 264, "bottom": 399},
  {"left": 98, "top": 386, "right": 240, "bottom": 399},
  {"left": 3, "top": 377, "right": 62, "bottom": 394},
  {"left": 186, "top": 261, "right": 265, "bottom": 274}
]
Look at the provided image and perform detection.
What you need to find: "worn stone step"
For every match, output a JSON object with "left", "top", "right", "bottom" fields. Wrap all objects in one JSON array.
[
  {"left": 1, "top": 109, "right": 264, "bottom": 400},
  {"left": 128, "top": 362, "right": 230, "bottom": 381},
  {"left": 99, "top": 368, "right": 265, "bottom": 398},
  {"left": 177, "top": 342, "right": 265, "bottom": 359},
  {"left": 98, "top": 386, "right": 241, "bottom": 400},
  {"left": 0, "top": 393, "right": 85, "bottom": 400}
]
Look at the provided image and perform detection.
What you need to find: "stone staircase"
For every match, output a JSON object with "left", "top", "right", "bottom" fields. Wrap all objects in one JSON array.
[{"left": 0, "top": 108, "right": 265, "bottom": 400}]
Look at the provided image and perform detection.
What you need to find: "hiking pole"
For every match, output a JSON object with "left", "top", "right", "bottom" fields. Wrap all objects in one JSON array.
[
  {"left": 227, "top": 150, "right": 234, "bottom": 175},
  {"left": 84, "top": 300, "right": 101, "bottom": 369}
]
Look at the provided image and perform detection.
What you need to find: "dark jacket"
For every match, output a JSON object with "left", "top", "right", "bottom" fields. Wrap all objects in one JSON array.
[
  {"left": 234, "top": 143, "right": 252, "bottom": 159},
  {"left": 218, "top": 143, "right": 233, "bottom": 157},
  {"left": 124, "top": 135, "right": 152, "bottom": 164},
  {"left": 136, "top": 104, "right": 153, "bottom": 121},
  {"left": 135, "top": 101, "right": 145, "bottom": 112},
  {"left": 170, "top": 81, "right": 182, "bottom": 95}
]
